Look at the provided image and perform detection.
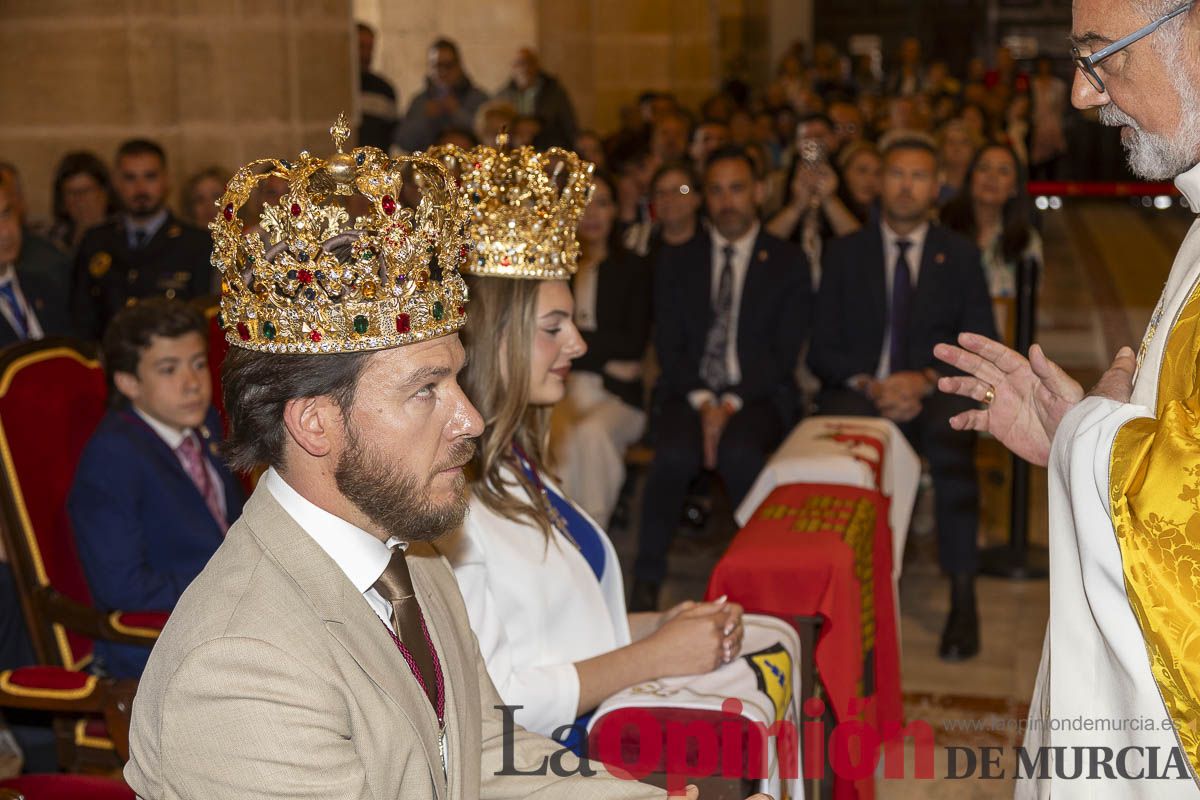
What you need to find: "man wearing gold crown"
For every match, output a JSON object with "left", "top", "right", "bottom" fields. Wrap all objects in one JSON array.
[
  {"left": 936, "top": 1, "right": 1200, "bottom": 796},
  {"left": 121, "top": 119, "right": 732, "bottom": 800}
]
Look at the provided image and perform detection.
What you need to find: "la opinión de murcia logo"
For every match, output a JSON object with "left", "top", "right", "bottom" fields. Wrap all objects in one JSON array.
[{"left": 493, "top": 702, "right": 1193, "bottom": 788}]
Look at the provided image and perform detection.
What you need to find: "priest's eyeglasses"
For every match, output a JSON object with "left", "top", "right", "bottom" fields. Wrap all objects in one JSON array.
[{"left": 1072, "top": 1, "right": 1194, "bottom": 94}]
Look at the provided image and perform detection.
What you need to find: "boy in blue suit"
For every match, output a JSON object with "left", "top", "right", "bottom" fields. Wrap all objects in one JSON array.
[{"left": 68, "top": 299, "right": 244, "bottom": 678}]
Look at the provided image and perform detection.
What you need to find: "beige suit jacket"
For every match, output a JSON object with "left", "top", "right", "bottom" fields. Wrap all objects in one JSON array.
[{"left": 124, "top": 483, "right": 662, "bottom": 800}]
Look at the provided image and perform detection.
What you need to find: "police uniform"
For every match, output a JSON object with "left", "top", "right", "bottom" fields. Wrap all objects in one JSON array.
[{"left": 71, "top": 212, "right": 213, "bottom": 340}]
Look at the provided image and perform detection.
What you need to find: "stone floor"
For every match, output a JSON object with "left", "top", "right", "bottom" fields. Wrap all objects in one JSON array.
[{"left": 607, "top": 199, "right": 1194, "bottom": 797}]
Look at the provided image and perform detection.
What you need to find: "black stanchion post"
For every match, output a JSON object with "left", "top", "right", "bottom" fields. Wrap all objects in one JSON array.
[{"left": 980, "top": 254, "right": 1049, "bottom": 579}]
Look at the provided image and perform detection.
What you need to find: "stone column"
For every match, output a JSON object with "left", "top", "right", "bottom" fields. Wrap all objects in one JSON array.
[{"left": 0, "top": 0, "right": 355, "bottom": 224}]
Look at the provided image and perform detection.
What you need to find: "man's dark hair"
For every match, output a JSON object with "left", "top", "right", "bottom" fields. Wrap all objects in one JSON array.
[
  {"left": 703, "top": 145, "right": 759, "bottom": 180},
  {"left": 102, "top": 299, "right": 207, "bottom": 404},
  {"left": 115, "top": 139, "right": 167, "bottom": 168},
  {"left": 880, "top": 133, "right": 939, "bottom": 164},
  {"left": 221, "top": 348, "right": 373, "bottom": 473},
  {"left": 430, "top": 37, "right": 461, "bottom": 60}
]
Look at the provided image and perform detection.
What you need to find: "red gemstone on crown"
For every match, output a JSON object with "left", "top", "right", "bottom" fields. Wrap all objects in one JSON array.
[
  {"left": 309, "top": 330, "right": 322, "bottom": 343},
  {"left": 459, "top": 245, "right": 468, "bottom": 260},
  {"left": 222, "top": 203, "right": 234, "bottom": 222},
  {"left": 297, "top": 269, "right": 313, "bottom": 284},
  {"left": 500, "top": 255, "right": 511, "bottom": 266},
  {"left": 473, "top": 161, "right": 481, "bottom": 169},
  {"left": 290, "top": 202, "right": 301, "bottom": 217},
  {"left": 236, "top": 322, "right": 250, "bottom": 341},
  {"left": 381, "top": 195, "right": 396, "bottom": 215},
  {"left": 396, "top": 313, "right": 411, "bottom": 334},
  {"left": 457, "top": 305, "right": 466, "bottom": 316}
]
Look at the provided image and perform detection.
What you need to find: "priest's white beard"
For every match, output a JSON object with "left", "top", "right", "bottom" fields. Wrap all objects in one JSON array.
[{"left": 1099, "top": 45, "right": 1200, "bottom": 180}]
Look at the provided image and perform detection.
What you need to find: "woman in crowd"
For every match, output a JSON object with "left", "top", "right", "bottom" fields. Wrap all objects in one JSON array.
[
  {"left": 439, "top": 154, "right": 742, "bottom": 752},
  {"left": 959, "top": 102, "right": 990, "bottom": 142},
  {"left": 47, "top": 151, "right": 117, "bottom": 254},
  {"left": 834, "top": 140, "right": 882, "bottom": 225},
  {"left": 936, "top": 118, "right": 982, "bottom": 204},
  {"left": 573, "top": 130, "right": 607, "bottom": 170},
  {"left": 181, "top": 166, "right": 229, "bottom": 228},
  {"left": 940, "top": 142, "right": 1041, "bottom": 303},
  {"left": 552, "top": 170, "right": 652, "bottom": 529}
]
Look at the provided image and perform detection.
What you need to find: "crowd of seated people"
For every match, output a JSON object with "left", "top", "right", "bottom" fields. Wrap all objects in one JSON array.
[{"left": 0, "top": 30, "right": 1058, "bottom": 779}]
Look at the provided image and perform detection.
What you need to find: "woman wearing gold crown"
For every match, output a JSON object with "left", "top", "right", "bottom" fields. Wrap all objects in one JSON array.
[{"left": 430, "top": 141, "right": 744, "bottom": 754}]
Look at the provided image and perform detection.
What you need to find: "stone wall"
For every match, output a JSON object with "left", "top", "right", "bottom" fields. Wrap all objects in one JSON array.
[
  {"left": 1, "top": 0, "right": 815, "bottom": 221},
  {"left": 0, "top": 0, "right": 355, "bottom": 224},
  {"left": 535, "top": 0, "right": 720, "bottom": 133}
]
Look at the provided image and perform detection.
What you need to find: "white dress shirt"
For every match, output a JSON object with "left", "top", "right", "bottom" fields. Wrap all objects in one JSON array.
[
  {"left": 0, "top": 270, "right": 43, "bottom": 341},
  {"left": 134, "top": 407, "right": 226, "bottom": 521},
  {"left": 688, "top": 221, "right": 760, "bottom": 411},
  {"left": 263, "top": 467, "right": 402, "bottom": 633},
  {"left": 125, "top": 208, "right": 169, "bottom": 250},
  {"left": 876, "top": 220, "right": 930, "bottom": 379}
]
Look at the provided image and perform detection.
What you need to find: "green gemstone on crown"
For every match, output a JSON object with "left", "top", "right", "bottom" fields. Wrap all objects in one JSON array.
[
  {"left": 432, "top": 301, "right": 444, "bottom": 321},
  {"left": 353, "top": 314, "right": 369, "bottom": 335},
  {"left": 262, "top": 321, "right": 276, "bottom": 340}
]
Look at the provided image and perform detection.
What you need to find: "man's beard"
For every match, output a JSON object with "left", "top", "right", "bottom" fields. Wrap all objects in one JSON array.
[
  {"left": 334, "top": 422, "right": 475, "bottom": 543},
  {"left": 714, "top": 209, "right": 754, "bottom": 240},
  {"left": 1099, "top": 71, "right": 1200, "bottom": 180},
  {"left": 126, "top": 195, "right": 163, "bottom": 220}
]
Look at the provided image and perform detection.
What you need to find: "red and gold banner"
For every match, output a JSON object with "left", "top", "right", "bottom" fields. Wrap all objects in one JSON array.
[{"left": 707, "top": 483, "right": 903, "bottom": 799}]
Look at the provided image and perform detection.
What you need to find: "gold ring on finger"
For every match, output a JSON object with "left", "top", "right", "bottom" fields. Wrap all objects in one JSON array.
[{"left": 983, "top": 385, "right": 996, "bottom": 405}]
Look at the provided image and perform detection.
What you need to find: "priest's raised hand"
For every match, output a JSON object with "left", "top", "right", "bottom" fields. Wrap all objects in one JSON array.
[{"left": 933, "top": 332, "right": 1084, "bottom": 467}]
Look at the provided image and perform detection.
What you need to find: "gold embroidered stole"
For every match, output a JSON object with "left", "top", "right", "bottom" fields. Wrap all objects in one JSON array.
[{"left": 1110, "top": 277, "right": 1200, "bottom": 772}]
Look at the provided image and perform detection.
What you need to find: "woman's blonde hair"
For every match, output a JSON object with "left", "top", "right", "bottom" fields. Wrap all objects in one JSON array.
[{"left": 459, "top": 275, "right": 556, "bottom": 538}]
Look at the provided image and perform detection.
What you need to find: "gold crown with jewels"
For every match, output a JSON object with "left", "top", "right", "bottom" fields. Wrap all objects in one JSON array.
[
  {"left": 427, "top": 134, "right": 594, "bottom": 280},
  {"left": 211, "top": 114, "right": 473, "bottom": 353}
]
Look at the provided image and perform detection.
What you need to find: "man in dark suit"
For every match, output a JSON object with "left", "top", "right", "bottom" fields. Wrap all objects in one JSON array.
[
  {"left": 808, "top": 134, "right": 997, "bottom": 661},
  {"left": 0, "top": 176, "right": 71, "bottom": 345},
  {"left": 631, "top": 146, "right": 812, "bottom": 611},
  {"left": 68, "top": 300, "right": 244, "bottom": 678},
  {"left": 71, "top": 139, "right": 213, "bottom": 341}
]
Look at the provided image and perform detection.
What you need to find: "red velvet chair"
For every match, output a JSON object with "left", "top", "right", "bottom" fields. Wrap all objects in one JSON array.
[
  {"left": 0, "top": 665, "right": 136, "bottom": 781},
  {"left": 0, "top": 339, "right": 164, "bottom": 771}
]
